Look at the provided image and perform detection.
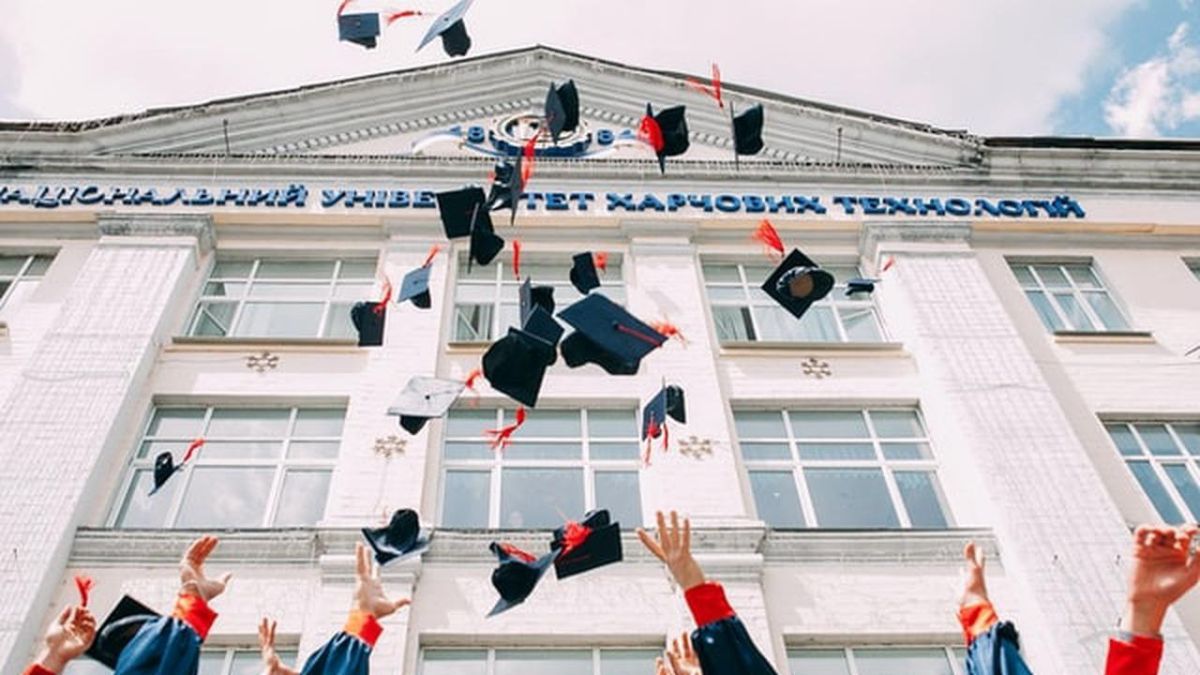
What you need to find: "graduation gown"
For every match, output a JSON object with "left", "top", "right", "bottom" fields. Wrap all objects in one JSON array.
[
  {"left": 296, "top": 611, "right": 382, "bottom": 675},
  {"left": 1105, "top": 633, "right": 1164, "bottom": 675},
  {"left": 685, "top": 582, "right": 777, "bottom": 675},
  {"left": 958, "top": 602, "right": 1033, "bottom": 675}
]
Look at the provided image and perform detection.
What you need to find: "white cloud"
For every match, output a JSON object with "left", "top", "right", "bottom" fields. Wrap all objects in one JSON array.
[
  {"left": 0, "top": 0, "right": 1138, "bottom": 135},
  {"left": 1104, "top": 22, "right": 1200, "bottom": 137}
]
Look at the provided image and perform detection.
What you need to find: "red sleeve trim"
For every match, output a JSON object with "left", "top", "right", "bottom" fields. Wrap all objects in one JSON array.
[
  {"left": 171, "top": 593, "right": 218, "bottom": 641},
  {"left": 957, "top": 602, "right": 999, "bottom": 645},
  {"left": 23, "top": 666, "right": 56, "bottom": 675},
  {"left": 1106, "top": 635, "right": 1164, "bottom": 675},
  {"left": 684, "top": 582, "right": 736, "bottom": 628},
  {"left": 344, "top": 611, "right": 383, "bottom": 648}
]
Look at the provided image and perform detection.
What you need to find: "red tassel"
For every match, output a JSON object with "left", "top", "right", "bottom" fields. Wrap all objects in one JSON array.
[
  {"left": 752, "top": 219, "right": 785, "bottom": 258},
  {"left": 643, "top": 439, "right": 653, "bottom": 467},
  {"left": 464, "top": 368, "right": 482, "bottom": 391},
  {"left": 650, "top": 320, "right": 687, "bottom": 345},
  {"left": 500, "top": 543, "right": 536, "bottom": 564},
  {"left": 182, "top": 438, "right": 205, "bottom": 464},
  {"left": 337, "top": 0, "right": 355, "bottom": 15},
  {"left": 373, "top": 276, "right": 393, "bottom": 316},
  {"left": 512, "top": 241, "right": 522, "bottom": 280},
  {"left": 520, "top": 134, "right": 537, "bottom": 187},
  {"left": 385, "top": 9, "right": 424, "bottom": 24},
  {"left": 711, "top": 63, "right": 724, "bottom": 109},
  {"left": 663, "top": 421, "right": 670, "bottom": 452},
  {"left": 638, "top": 114, "right": 665, "bottom": 153},
  {"left": 615, "top": 323, "right": 666, "bottom": 347},
  {"left": 423, "top": 244, "right": 442, "bottom": 268},
  {"left": 882, "top": 256, "right": 896, "bottom": 272},
  {"left": 593, "top": 251, "right": 609, "bottom": 273},
  {"left": 560, "top": 521, "right": 593, "bottom": 557},
  {"left": 485, "top": 406, "right": 527, "bottom": 452},
  {"left": 74, "top": 575, "right": 93, "bottom": 608},
  {"left": 685, "top": 63, "right": 724, "bottom": 109}
]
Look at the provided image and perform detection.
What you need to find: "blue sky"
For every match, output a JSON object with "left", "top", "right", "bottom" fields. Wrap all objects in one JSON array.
[{"left": 0, "top": 1, "right": 1196, "bottom": 139}]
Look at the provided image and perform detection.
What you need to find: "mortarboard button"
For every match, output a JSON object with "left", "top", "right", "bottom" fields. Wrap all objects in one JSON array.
[
  {"left": 437, "top": 187, "right": 488, "bottom": 240},
  {"left": 550, "top": 510, "right": 623, "bottom": 580},
  {"left": 760, "top": 249, "right": 835, "bottom": 320},
  {"left": 732, "top": 104, "right": 765, "bottom": 156},
  {"left": 350, "top": 301, "right": 386, "bottom": 347},
  {"left": 417, "top": 0, "right": 475, "bottom": 57},
  {"left": 544, "top": 80, "right": 580, "bottom": 143},
  {"left": 86, "top": 596, "right": 161, "bottom": 669},
  {"left": 558, "top": 294, "right": 666, "bottom": 376},
  {"left": 845, "top": 278, "right": 878, "bottom": 297},
  {"left": 569, "top": 252, "right": 602, "bottom": 295},
  {"left": 488, "top": 542, "right": 558, "bottom": 617},
  {"left": 398, "top": 265, "right": 433, "bottom": 309},
  {"left": 482, "top": 328, "right": 553, "bottom": 407},
  {"left": 362, "top": 509, "right": 431, "bottom": 566},
  {"left": 338, "top": 13, "right": 381, "bottom": 49},
  {"left": 387, "top": 376, "right": 466, "bottom": 435}
]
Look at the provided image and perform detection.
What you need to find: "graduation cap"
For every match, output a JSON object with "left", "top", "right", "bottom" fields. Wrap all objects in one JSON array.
[
  {"left": 520, "top": 277, "right": 556, "bottom": 318},
  {"left": 640, "top": 104, "right": 690, "bottom": 174},
  {"left": 845, "top": 278, "right": 878, "bottom": 297},
  {"left": 642, "top": 384, "right": 686, "bottom": 443},
  {"left": 437, "top": 187, "right": 489, "bottom": 240},
  {"left": 519, "top": 279, "right": 563, "bottom": 365},
  {"left": 551, "top": 509, "right": 623, "bottom": 580},
  {"left": 397, "top": 265, "right": 433, "bottom": 309},
  {"left": 488, "top": 542, "right": 557, "bottom": 617},
  {"left": 558, "top": 294, "right": 666, "bottom": 376},
  {"left": 361, "top": 509, "right": 431, "bottom": 565},
  {"left": 544, "top": 80, "right": 580, "bottom": 144},
  {"left": 338, "top": 13, "right": 380, "bottom": 49},
  {"left": 569, "top": 252, "right": 602, "bottom": 295},
  {"left": 416, "top": 0, "right": 474, "bottom": 57},
  {"left": 350, "top": 301, "right": 386, "bottom": 347},
  {"left": 760, "top": 249, "right": 835, "bottom": 320},
  {"left": 469, "top": 213, "right": 505, "bottom": 270},
  {"left": 387, "top": 376, "right": 466, "bottom": 435},
  {"left": 482, "top": 328, "right": 553, "bottom": 407},
  {"left": 86, "top": 596, "right": 161, "bottom": 669},
  {"left": 149, "top": 439, "right": 203, "bottom": 496},
  {"left": 731, "top": 103, "right": 765, "bottom": 157},
  {"left": 487, "top": 160, "right": 516, "bottom": 212}
]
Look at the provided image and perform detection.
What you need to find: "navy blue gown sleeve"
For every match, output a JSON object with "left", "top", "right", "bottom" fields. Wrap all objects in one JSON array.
[
  {"left": 963, "top": 622, "right": 1035, "bottom": 675},
  {"left": 299, "top": 611, "right": 383, "bottom": 675},
  {"left": 114, "top": 594, "right": 216, "bottom": 675},
  {"left": 685, "top": 582, "right": 778, "bottom": 675}
]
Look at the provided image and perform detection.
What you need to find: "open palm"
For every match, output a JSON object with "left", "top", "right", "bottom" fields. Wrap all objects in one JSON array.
[
  {"left": 179, "top": 536, "right": 232, "bottom": 601},
  {"left": 1129, "top": 525, "right": 1200, "bottom": 609},
  {"left": 354, "top": 542, "right": 412, "bottom": 618},
  {"left": 258, "top": 618, "right": 300, "bottom": 675}
]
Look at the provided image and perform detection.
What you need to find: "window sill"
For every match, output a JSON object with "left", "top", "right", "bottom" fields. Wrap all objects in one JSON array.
[
  {"left": 446, "top": 341, "right": 489, "bottom": 354},
  {"left": 168, "top": 336, "right": 361, "bottom": 352},
  {"left": 720, "top": 341, "right": 905, "bottom": 355},
  {"left": 1052, "top": 331, "right": 1154, "bottom": 344}
]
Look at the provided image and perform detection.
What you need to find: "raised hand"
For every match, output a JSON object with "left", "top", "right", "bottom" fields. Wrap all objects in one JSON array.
[
  {"left": 637, "top": 510, "right": 705, "bottom": 591},
  {"left": 1123, "top": 524, "right": 1200, "bottom": 636},
  {"left": 258, "top": 618, "right": 300, "bottom": 675},
  {"left": 36, "top": 606, "right": 96, "bottom": 673},
  {"left": 179, "top": 535, "right": 232, "bottom": 601},
  {"left": 959, "top": 541, "right": 990, "bottom": 608},
  {"left": 668, "top": 632, "right": 701, "bottom": 674},
  {"left": 354, "top": 542, "right": 412, "bottom": 619}
]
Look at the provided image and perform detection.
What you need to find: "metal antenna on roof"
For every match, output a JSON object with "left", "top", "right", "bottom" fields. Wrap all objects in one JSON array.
[{"left": 222, "top": 119, "right": 231, "bottom": 156}]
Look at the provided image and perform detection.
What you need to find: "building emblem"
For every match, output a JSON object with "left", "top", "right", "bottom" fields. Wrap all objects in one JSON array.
[
  {"left": 678, "top": 436, "right": 715, "bottom": 460},
  {"left": 801, "top": 357, "right": 832, "bottom": 379},
  {"left": 245, "top": 351, "right": 280, "bottom": 373}
]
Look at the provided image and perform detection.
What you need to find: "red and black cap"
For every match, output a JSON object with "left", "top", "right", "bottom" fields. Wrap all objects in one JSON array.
[
  {"left": 361, "top": 508, "right": 431, "bottom": 566},
  {"left": 487, "top": 542, "right": 558, "bottom": 617},
  {"left": 639, "top": 104, "right": 690, "bottom": 174},
  {"left": 550, "top": 509, "right": 623, "bottom": 580},
  {"left": 760, "top": 248, "right": 836, "bottom": 320},
  {"left": 558, "top": 293, "right": 666, "bottom": 376},
  {"left": 387, "top": 376, "right": 466, "bottom": 435},
  {"left": 149, "top": 439, "right": 204, "bottom": 496},
  {"left": 86, "top": 596, "right": 161, "bottom": 669},
  {"left": 416, "top": 0, "right": 475, "bottom": 57},
  {"left": 350, "top": 301, "right": 387, "bottom": 347},
  {"left": 642, "top": 384, "right": 686, "bottom": 442}
]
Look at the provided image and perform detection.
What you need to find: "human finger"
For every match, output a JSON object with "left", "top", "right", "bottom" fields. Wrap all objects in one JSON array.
[{"left": 637, "top": 528, "right": 667, "bottom": 562}]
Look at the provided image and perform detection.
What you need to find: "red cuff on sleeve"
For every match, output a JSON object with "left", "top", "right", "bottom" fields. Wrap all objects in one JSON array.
[
  {"left": 23, "top": 665, "right": 56, "bottom": 675},
  {"left": 684, "top": 582, "right": 736, "bottom": 628},
  {"left": 172, "top": 593, "right": 218, "bottom": 641},
  {"left": 344, "top": 611, "right": 384, "bottom": 648},
  {"left": 957, "top": 602, "right": 999, "bottom": 645},
  {"left": 1106, "top": 635, "right": 1164, "bottom": 675}
]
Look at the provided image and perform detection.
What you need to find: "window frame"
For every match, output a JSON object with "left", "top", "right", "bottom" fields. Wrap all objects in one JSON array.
[
  {"left": 418, "top": 646, "right": 664, "bottom": 675},
  {"left": 0, "top": 252, "right": 54, "bottom": 311},
  {"left": 736, "top": 407, "right": 953, "bottom": 530},
  {"left": 438, "top": 406, "right": 644, "bottom": 529},
  {"left": 110, "top": 404, "right": 344, "bottom": 529},
  {"left": 787, "top": 645, "right": 967, "bottom": 675},
  {"left": 1188, "top": 259, "right": 1200, "bottom": 283},
  {"left": 1105, "top": 420, "right": 1200, "bottom": 524},
  {"left": 64, "top": 645, "right": 299, "bottom": 675},
  {"left": 1008, "top": 260, "right": 1130, "bottom": 333}
]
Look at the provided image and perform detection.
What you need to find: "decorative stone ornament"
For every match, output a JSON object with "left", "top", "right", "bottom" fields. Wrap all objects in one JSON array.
[
  {"left": 374, "top": 435, "right": 407, "bottom": 458},
  {"left": 245, "top": 351, "right": 280, "bottom": 373},
  {"left": 801, "top": 356, "right": 832, "bottom": 379},
  {"left": 678, "top": 436, "right": 714, "bottom": 460}
]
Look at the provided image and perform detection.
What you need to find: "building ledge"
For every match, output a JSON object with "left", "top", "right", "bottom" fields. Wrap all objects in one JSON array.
[
  {"left": 168, "top": 336, "right": 361, "bottom": 352},
  {"left": 1053, "top": 330, "right": 1155, "bottom": 344},
  {"left": 446, "top": 341, "right": 488, "bottom": 354},
  {"left": 762, "top": 528, "right": 997, "bottom": 563},
  {"left": 720, "top": 341, "right": 906, "bottom": 356}
]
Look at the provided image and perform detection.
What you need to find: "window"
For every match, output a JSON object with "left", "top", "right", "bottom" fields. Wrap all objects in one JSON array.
[
  {"left": 736, "top": 408, "right": 951, "bottom": 529},
  {"left": 440, "top": 407, "right": 642, "bottom": 529},
  {"left": 0, "top": 253, "right": 53, "bottom": 311},
  {"left": 114, "top": 406, "right": 343, "bottom": 529},
  {"left": 1009, "top": 262, "right": 1129, "bottom": 332},
  {"left": 188, "top": 258, "right": 377, "bottom": 339},
  {"left": 1106, "top": 421, "right": 1200, "bottom": 524},
  {"left": 421, "top": 648, "right": 660, "bottom": 675},
  {"left": 65, "top": 647, "right": 298, "bottom": 675},
  {"left": 453, "top": 256, "right": 624, "bottom": 342},
  {"left": 1189, "top": 260, "right": 1200, "bottom": 282},
  {"left": 789, "top": 647, "right": 967, "bottom": 675},
  {"left": 702, "top": 260, "right": 883, "bottom": 343}
]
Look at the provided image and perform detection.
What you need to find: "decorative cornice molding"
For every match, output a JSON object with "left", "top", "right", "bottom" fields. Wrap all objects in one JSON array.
[{"left": 96, "top": 212, "right": 215, "bottom": 252}]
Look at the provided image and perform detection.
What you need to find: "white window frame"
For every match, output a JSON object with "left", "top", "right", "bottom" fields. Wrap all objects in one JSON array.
[
  {"left": 0, "top": 252, "right": 54, "bottom": 311},
  {"left": 187, "top": 257, "right": 378, "bottom": 339},
  {"left": 1188, "top": 259, "right": 1200, "bottom": 283},
  {"left": 439, "top": 407, "right": 643, "bottom": 529},
  {"left": 788, "top": 645, "right": 967, "bottom": 675},
  {"left": 737, "top": 408, "right": 952, "bottom": 529},
  {"left": 1105, "top": 421, "right": 1200, "bottom": 524},
  {"left": 64, "top": 645, "right": 299, "bottom": 675},
  {"left": 418, "top": 647, "right": 663, "bottom": 675},
  {"left": 1009, "top": 261, "right": 1129, "bottom": 332},
  {"left": 110, "top": 405, "right": 343, "bottom": 529},
  {"left": 701, "top": 259, "right": 885, "bottom": 344}
]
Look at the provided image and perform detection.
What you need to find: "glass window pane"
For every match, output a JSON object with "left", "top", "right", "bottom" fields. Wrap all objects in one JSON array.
[
  {"left": 294, "top": 409, "right": 345, "bottom": 437},
  {"left": 805, "top": 468, "right": 900, "bottom": 528},
  {"left": 455, "top": 304, "right": 493, "bottom": 341},
  {"left": 197, "top": 652, "right": 227, "bottom": 675},
  {"left": 138, "top": 440, "right": 190, "bottom": 460},
  {"left": 28, "top": 255, "right": 54, "bottom": 275},
  {"left": 755, "top": 306, "right": 831, "bottom": 342},
  {"left": 741, "top": 442, "right": 792, "bottom": 461},
  {"left": 854, "top": 648, "right": 954, "bottom": 675},
  {"left": 203, "top": 281, "right": 247, "bottom": 298},
  {"left": 200, "top": 440, "right": 282, "bottom": 460},
  {"left": 589, "top": 410, "right": 637, "bottom": 438},
  {"left": 1136, "top": 425, "right": 1183, "bottom": 456},
  {"left": 422, "top": 650, "right": 488, "bottom": 675},
  {"left": 117, "top": 470, "right": 177, "bottom": 528},
  {"left": 0, "top": 256, "right": 27, "bottom": 275},
  {"left": 230, "top": 650, "right": 271, "bottom": 675},
  {"left": 495, "top": 651, "right": 592, "bottom": 675},
  {"left": 175, "top": 467, "right": 274, "bottom": 528},
  {"left": 895, "top": 471, "right": 950, "bottom": 528},
  {"left": 212, "top": 260, "right": 254, "bottom": 278},
  {"left": 338, "top": 260, "right": 378, "bottom": 279},
  {"left": 841, "top": 307, "right": 883, "bottom": 342},
  {"left": 1174, "top": 424, "right": 1200, "bottom": 455},
  {"left": 1034, "top": 266, "right": 1069, "bottom": 287},
  {"left": 519, "top": 410, "right": 581, "bottom": 437},
  {"left": 707, "top": 286, "right": 748, "bottom": 302},
  {"left": 590, "top": 442, "right": 641, "bottom": 461},
  {"left": 1084, "top": 292, "right": 1129, "bottom": 330},
  {"left": 503, "top": 442, "right": 582, "bottom": 460},
  {"left": 273, "top": 471, "right": 331, "bottom": 526},
  {"left": 713, "top": 306, "right": 754, "bottom": 341},
  {"left": 788, "top": 650, "right": 850, "bottom": 675},
  {"left": 1106, "top": 424, "right": 1142, "bottom": 456},
  {"left": 447, "top": 410, "right": 498, "bottom": 438},
  {"left": 601, "top": 650, "right": 663, "bottom": 675},
  {"left": 248, "top": 282, "right": 325, "bottom": 299},
  {"left": 1128, "top": 461, "right": 1185, "bottom": 524},
  {"left": 288, "top": 440, "right": 341, "bottom": 459},
  {"left": 1053, "top": 293, "right": 1094, "bottom": 331},
  {"left": 796, "top": 442, "right": 876, "bottom": 461},
  {"left": 234, "top": 302, "right": 324, "bottom": 337},
  {"left": 332, "top": 282, "right": 375, "bottom": 301},
  {"left": 256, "top": 260, "right": 335, "bottom": 279},
  {"left": 870, "top": 410, "right": 924, "bottom": 438},
  {"left": 1010, "top": 265, "right": 1036, "bottom": 286},
  {"left": 790, "top": 411, "right": 869, "bottom": 438},
  {"left": 702, "top": 263, "right": 743, "bottom": 282},
  {"left": 794, "top": 306, "right": 841, "bottom": 342},
  {"left": 191, "top": 302, "right": 237, "bottom": 337},
  {"left": 880, "top": 442, "right": 933, "bottom": 460},
  {"left": 208, "top": 409, "right": 290, "bottom": 437},
  {"left": 325, "top": 302, "right": 359, "bottom": 339},
  {"left": 1065, "top": 265, "right": 1101, "bottom": 288},
  {"left": 749, "top": 471, "right": 806, "bottom": 528},
  {"left": 147, "top": 409, "right": 206, "bottom": 437},
  {"left": 1025, "top": 291, "right": 1063, "bottom": 331},
  {"left": 444, "top": 441, "right": 493, "bottom": 460},
  {"left": 441, "top": 471, "right": 490, "bottom": 528},
  {"left": 1163, "top": 465, "right": 1200, "bottom": 520},
  {"left": 499, "top": 468, "right": 584, "bottom": 529},
  {"left": 594, "top": 471, "right": 642, "bottom": 528},
  {"left": 734, "top": 411, "right": 786, "bottom": 439},
  {"left": 63, "top": 660, "right": 111, "bottom": 675}
]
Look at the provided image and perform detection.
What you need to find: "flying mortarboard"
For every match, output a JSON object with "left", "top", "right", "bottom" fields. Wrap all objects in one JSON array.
[
  {"left": 482, "top": 328, "right": 553, "bottom": 407},
  {"left": 488, "top": 542, "right": 558, "bottom": 617},
  {"left": 569, "top": 252, "right": 602, "bottom": 295},
  {"left": 437, "top": 186, "right": 488, "bottom": 240},
  {"left": 398, "top": 265, "right": 433, "bottom": 309},
  {"left": 387, "top": 376, "right": 466, "bottom": 435},
  {"left": 761, "top": 249, "right": 835, "bottom": 320},
  {"left": 520, "top": 277, "right": 556, "bottom": 318},
  {"left": 519, "top": 278, "right": 563, "bottom": 364},
  {"left": 361, "top": 508, "right": 431, "bottom": 565},
  {"left": 551, "top": 509, "right": 623, "bottom": 580},
  {"left": 469, "top": 211, "right": 505, "bottom": 270},
  {"left": 149, "top": 439, "right": 203, "bottom": 496},
  {"left": 86, "top": 596, "right": 161, "bottom": 669},
  {"left": 338, "top": 13, "right": 381, "bottom": 49},
  {"left": 350, "top": 301, "right": 386, "bottom": 347},
  {"left": 731, "top": 103, "right": 765, "bottom": 157},
  {"left": 544, "top": 80, "right": 580, "bottom": 144},
  {"left": 845, "top": 278, "right": 878, "bottom": 297},
  {"left": 641, "top": 104, "right": 690, "bottom": 175},
  {"left": 416, "top": 0, "right": 474, "bottom": 57},
  {"left": 558, "top": 293, "right": 666, "bottom": 375},
  {"left": 487, "top": 160, "right": 516, "bottom": 212},
  {"left": 642, "top": 384, "right": 687, "bottom": 442}
]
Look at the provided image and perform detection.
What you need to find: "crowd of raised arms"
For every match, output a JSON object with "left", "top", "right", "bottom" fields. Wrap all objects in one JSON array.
[{"left": 23, "top": 514, "right": 1199, "bottom": 675}]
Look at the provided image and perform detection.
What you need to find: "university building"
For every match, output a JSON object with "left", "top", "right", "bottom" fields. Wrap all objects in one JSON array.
[{"left": 1, "top": 46, "right": 1199, "bottom": 675}]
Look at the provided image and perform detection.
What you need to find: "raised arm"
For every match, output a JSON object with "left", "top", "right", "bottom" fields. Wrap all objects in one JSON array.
[
  {"left": 955, "top": 542, "right": 1033, "bottom": 675},
  {"left": 24, "top": 606, "right": 96, "bottom": 675}
]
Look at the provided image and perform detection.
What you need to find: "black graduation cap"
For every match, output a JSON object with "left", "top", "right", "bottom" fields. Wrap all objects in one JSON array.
[
  {"left": 487, "top": 160, "right": 516, "bottom": 212},
  {"left": 558, "top": 294, "right": 666, "bottom": 376},
  {"left": 520, "top": 277, "right": 556, "bottom": 318},
  {"left": 361, "top": 509, "right": 431, "bottom": 566},
  {"left": 86, "top": 596, "right": 161, "bottom": 669},
  {"left": 761, "top": 249, "right": 836, "bottom": 320},
  {"left": 437, "top": 187, "right": 488, "bottom": 240},
  {"left": 387, "top": 376, "right": 466, "bottom": 435},
  {"left": 646, "top": 104, "right": 690, "bottom": 174},
  {"left": 416, "top": 0, "right": 474, "bottom": 57},
  {"left": 482, "top": 328, "right": 553, "bottom": 407},
  {"left": 338, "top": 13, "right": 380, "bottom": 49},
  {"left": 398, "top": 265, "right": 433, "bottom": 309},
  {"left": 350, "top": 301, "right": 386, "bottom": 347},
  {"left": 569, "top": 252, "right": 601, "bottom": 295},
  {"left": 488, "top": 542, "right": 558, "bottom": 617},
  {"left": 469, "top": 212, "right": 505, "bottom": 269},
  {"left": 551, "top": 510, "right": 623, "bottom": 580},
  {"left": 642, "top": 384, "right": 686, "bottom": 442},
  {"left": 150, "top": 452, "right": 178, "bottom": 496},
  {"left": 731, "top": 103, "right": 765, "bottom": 156},
  {"left": 519, "top": 279, "right": 563, "bottom": 365},
  {"left": 845, "top": 278, "right": 878, "bottom": 297},
  {"left": 544, "top": 80, "right": 580, "bottom": 144}
]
